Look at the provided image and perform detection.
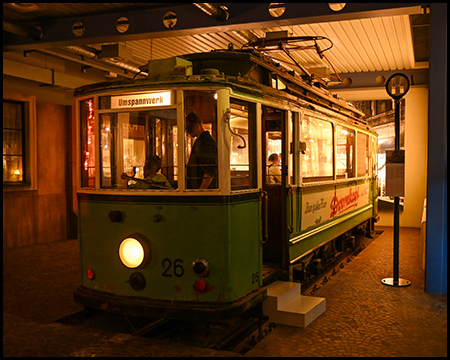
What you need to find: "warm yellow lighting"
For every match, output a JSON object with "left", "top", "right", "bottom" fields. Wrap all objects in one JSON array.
[
  {"left": 14, "top": 169, "right": 20, "bottom": 175},
  {"left": 119, "top": 238, "right": 144, "bottom": 268}
]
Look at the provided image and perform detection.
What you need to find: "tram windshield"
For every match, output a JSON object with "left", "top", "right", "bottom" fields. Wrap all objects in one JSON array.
[
  {"left": 184, "top": 90, "right": 218, "bottom": 190},
  {"left": 100, "top": 109, "right": 178, "bottom": 189}
]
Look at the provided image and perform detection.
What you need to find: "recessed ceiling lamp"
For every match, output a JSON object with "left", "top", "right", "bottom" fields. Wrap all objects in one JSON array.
[{"left": 328, "top": 3, "right": 346, "bottom": 12}]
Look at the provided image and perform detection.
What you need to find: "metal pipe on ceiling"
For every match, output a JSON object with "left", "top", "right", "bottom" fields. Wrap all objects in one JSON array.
[
  {"left": 193, "top": 3, "right": 229, "bottom": 21},
  {"left": 3, "top": 20, "right": 43, "bottom": 41},
  {"left": 2, "top": 19, "right": 148, "bottom": 79},
  {"left": 39, "top": 46, "right": 148, "bottom": 79},
  {"left": 63, "top": 45, "right": 148, "bottom": 77}
]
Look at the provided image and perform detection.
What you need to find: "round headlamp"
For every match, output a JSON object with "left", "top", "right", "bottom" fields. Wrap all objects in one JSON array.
[{"left": 118, "top": 233, "right": 151, "bottom": 269}]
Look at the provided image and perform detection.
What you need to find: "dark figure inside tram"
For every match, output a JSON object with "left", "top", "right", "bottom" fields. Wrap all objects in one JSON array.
[
  {"left": 129, "top": 155, "right": 171, "bottom": 189},
  {"left": 186, "top": 112, "right": 218, "bottom": 189}
]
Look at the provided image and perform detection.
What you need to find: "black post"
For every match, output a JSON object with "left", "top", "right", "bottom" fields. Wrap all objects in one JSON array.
[
  {"left": 393, "top": 99, "right": 400, "bottom": 285},
  {"left": 382, "top": 73, "right": 411, "bottom": 287}
]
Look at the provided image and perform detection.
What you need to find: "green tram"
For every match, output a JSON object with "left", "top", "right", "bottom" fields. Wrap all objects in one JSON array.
[{"left": 74, "top": 50, "right": 378, "bottom": 320}]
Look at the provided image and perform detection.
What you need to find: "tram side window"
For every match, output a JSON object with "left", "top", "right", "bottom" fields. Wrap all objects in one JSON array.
[
  {"left": 80, "top": 98, "right": 95, "bottom": 188},
  {"left": 336, "top": 125, "right": 355, "bottom": 179},
  {"left": 100, "top": 109, "right": 178, "bottom": 189},
  {"left": 357, "top": 132, "right": 370, "bottom": 177},
  {"left": 184, "top": 90, "right": 218, "bottom": 190},
  {"left": 301, "top": 116, "right": 333, "bottom": 182},
  {"left": 229, "top": 99, "right": 256, "bottom": 190}
]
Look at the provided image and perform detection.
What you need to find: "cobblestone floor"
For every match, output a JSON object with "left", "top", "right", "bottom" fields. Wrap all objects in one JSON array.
[
  {"left": 246, "top": 227, "right": 447, "bottom": 357},
  {"left": 3, "top": 227, "right": 447, "bottom": 357},
  {"left": 3, "top": 240, "right": 240, "bottom": 357}
]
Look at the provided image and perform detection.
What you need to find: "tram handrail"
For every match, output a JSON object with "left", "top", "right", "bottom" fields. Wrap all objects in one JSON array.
[
  {"left": 225, "top": 108, "right": 246, "bottom": 149},
  {"left": 260, "top": 190, "right": 269, "bottom": 244},
  {"left": 120, "top": 173, "right": 171, "bottom": 189}
]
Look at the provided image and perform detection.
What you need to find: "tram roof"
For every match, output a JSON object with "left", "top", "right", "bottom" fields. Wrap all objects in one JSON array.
[{"left": 75, "top": 49, "right": 367, "bottom": 125}]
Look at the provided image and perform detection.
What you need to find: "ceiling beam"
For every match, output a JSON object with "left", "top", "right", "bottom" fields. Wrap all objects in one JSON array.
[
  {"left": 3, "top": 57, "right": 104, "bottom": 89},
  {"left": 328, "top": 68, "right": 429, "bottom": 90},
  {"left": 3, "top": 3, "right": 427, "bottom": 51}
]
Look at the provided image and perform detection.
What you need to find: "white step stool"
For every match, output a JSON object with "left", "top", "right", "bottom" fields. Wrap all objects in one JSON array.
[{"left": 262, "top": 281, "right": 326, "bottom": 327}]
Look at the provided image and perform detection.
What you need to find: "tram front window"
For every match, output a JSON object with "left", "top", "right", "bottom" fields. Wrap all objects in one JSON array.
[
  {"left": 100, "top": 109, "right": 178, "bottom": 189},
  {"left": 184, "top": 90, "right": 218, "bottom": 190}
]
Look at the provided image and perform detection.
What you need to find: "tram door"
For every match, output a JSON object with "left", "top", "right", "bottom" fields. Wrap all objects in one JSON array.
[{"left": 262, "top": 105, "right": 287, "bottom": 266}]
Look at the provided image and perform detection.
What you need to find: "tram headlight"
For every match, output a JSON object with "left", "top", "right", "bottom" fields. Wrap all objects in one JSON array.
[{"left": 118, "top": 233, "right": 151, "bottom": 269}]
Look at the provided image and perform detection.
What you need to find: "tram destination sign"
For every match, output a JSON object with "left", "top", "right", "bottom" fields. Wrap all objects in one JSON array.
[{"left": 111, "top": 91, "right": 171, "bottom": 109}]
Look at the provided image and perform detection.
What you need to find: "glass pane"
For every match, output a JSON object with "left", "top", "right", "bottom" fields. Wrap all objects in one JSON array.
[
  {"left": 3, "top": 129, "right": 22, "bottom": 155},
  {"left": 3, "top": 101, "right": 24, "bottom": 183},
  {"left": 288, "top": 112, "right": 294, "bottom": 184},
  {"left": 230, "top": 100, "right": 255, "bottom": 190},
  {"left": 3, "top": 101, "right": 22, "bottom": 130},
  {"left": 266, "top": 131, "right": 282, "bottom": 184},
  {"left": 100, "top": 114, "right": 115, "bottom": 188},
  {"left": 184, "top": 91, "right": 218, "bottom": 189},
  {"left": 336, "top": 125, "right": 355, "bottom": 179},
  {"left": 122, "top": 112, "right": 146, "bottom": 178},
  {"left": 301, "top": 116, "right": 333, "bottom": 181},
  {"left": 3, "top": 156, "right": 23, "bottom": 182},
  {"left": 80, "top": 99, "right": 95, "bottom": 188},
  {"left": 357, "top": 132, "right": 369, "bottom": 177},
  {"left": 101, "top": 109, "right": 177, "bottom": 189}
]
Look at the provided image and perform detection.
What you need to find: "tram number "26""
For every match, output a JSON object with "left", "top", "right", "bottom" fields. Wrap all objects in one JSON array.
[{"left": 162, "top": 258, "right": 184, "bottom": 277}]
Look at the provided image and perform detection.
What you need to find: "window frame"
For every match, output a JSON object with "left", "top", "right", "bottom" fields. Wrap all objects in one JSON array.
[
  {"left": 356, "top": 131, "right": 370, "bottom": 178},
  {"left": 78, "top": 91, "right": 181, "bottom": 192},
  {"left": 335, "top": 124, "right": 356, "bottom": 180},
  {"left": 3, "top": 92, "right": 36, "bottom": 191},
  {"left": 229, "top": 97, "right": 257, "bottom": 191},
  {"left": 97, "top": 109, "right": 179, "bottom": 190},
  {"left": 300, "top": 115, "right": 334, "bottom": 183}
]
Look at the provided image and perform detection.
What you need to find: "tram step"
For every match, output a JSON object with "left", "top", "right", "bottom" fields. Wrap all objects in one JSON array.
[{"left": 262, "top": 281, "right": 326, "bottom": 327}]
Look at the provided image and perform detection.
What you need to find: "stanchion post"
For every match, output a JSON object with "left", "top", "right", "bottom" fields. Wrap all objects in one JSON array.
[{"left": 381, "top": 73, "right": 411, "bottom": 287}]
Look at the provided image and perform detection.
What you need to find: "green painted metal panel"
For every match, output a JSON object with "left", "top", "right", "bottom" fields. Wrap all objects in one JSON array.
[
  {"left": 78, "top": 195, "right": 261, "bottom": 303},
  {"left": 289, "top": 205, "right": 373, "bottom": 263},
  {"left": 227, "top": 200, "right": 262, "bottom": 298}
]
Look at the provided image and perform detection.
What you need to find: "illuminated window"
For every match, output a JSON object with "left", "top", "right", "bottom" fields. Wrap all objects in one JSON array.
[
  {"left": 3, "top": 100, "right": 25, "bottom": 183},
  {"left": 301, "top": 116, "right": 333, "bottom": 181},
  {"left": 80, "top": 98, "right": 96, "bottom": 188},
  {"left": 265, "top": 131, "right": 282, "bottom": 185},
  {"left": 99, "top": 109, "right": 178, "bottom": 189},
  {"left": 336, "top": 124, "right": 355, "bottom": 179},
  {"left": 357, "top": 132, "right": 370, "bottom": 177},
  {"left": 184, "top": 90, "right": 218, "bottom": 190},
  {"left": 229, "top": 99, "right": 256, "bottom": 190},
  {"left": 3, "top": 95, "right": 35, "bottom": 189}
]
